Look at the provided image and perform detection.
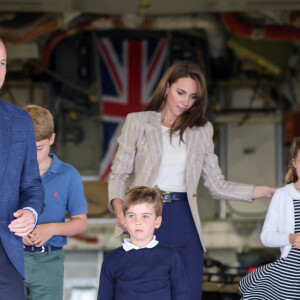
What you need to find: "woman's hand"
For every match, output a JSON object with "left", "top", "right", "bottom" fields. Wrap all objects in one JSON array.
[
  {"left": 289, "top": 233, "right": 300, "bottom": 249},
  {"left": 252, "top": 186, "right": 278, "bottom": 199},
  {"left": 115, "top": 212, "right": 126, "bottom": 231},
  {"left": 112, "top": 198, "right": 127, "bottom": 230}
]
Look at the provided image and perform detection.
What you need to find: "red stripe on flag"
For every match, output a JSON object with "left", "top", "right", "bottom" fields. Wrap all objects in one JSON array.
[
  {"left": 103, "top": 41, "right": 145, "bottom": 116},
  {"left": 103, "top": 102, "right": 145, "bottom": 116}
]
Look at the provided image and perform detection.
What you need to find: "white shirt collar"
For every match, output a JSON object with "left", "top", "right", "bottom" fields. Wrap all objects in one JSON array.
[
  {"left": 286, "top": 183, "right": 300, "bottom": 199},
  {"left": 122, "top": 235, "right": 159, "bottom": 252}
]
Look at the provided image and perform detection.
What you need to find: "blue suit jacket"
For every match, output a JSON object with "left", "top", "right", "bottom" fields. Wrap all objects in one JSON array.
[{"left": 0, "top": 99, "right": 44, "bottom": 277}]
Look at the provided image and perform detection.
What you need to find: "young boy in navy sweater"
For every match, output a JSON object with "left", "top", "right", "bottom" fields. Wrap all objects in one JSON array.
[
  {"left": 22, "top": 105, "right": 88, "bottom": 300},
  {"left": 98, "top": 186, "right": 189, "bottom": 300}
]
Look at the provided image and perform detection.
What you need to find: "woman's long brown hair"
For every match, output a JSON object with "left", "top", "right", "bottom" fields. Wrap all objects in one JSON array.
[{"left": 145, "top": 61, "right": 208, "bottom": 141}]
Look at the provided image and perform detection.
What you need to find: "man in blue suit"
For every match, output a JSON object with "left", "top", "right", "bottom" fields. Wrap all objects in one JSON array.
[{"left": 0, "top": 39, "right": 44, "bottom": 299}]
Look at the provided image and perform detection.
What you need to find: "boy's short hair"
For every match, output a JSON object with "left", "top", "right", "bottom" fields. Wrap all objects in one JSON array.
[
  {"left": 123, "top": 186, "right": 163, "bottom": 217},
  {"left": 24, "top": 105, "right": 54, "bottom": 141}
]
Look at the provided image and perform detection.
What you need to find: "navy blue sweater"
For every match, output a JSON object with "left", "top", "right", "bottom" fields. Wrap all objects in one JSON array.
[{"left": 98, "top": 243, "right": 189, "bottom": 300}]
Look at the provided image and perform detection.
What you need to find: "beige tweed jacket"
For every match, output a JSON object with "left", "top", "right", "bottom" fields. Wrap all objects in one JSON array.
[{"left": 108, "top": 111, "right": 254, "bottom": 250}]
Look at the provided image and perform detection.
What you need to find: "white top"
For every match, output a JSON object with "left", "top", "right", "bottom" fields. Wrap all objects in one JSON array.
[
  {"left": 260, "top": 183, "right": 300, "bottom": 258},
  {"left": 122, "top": 235, "right": 159, "bottom": 251},
  {"left": 153, "top": 126, "right": 187, "bottom": 192}
]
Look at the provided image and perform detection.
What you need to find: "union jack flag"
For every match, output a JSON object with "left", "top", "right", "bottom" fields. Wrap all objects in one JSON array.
[{"left": 99, "top": 37, "right": 168, "bottom": 180}]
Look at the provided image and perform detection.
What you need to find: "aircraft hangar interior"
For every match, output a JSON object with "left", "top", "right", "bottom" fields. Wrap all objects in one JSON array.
[{"left": 1, "top": 1, "right": 300, "bottom": 299}]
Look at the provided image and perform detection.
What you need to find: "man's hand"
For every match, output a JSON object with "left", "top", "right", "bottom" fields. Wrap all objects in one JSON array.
[{"left": 8, "top": 209, "right": 35, "bottom": 236}]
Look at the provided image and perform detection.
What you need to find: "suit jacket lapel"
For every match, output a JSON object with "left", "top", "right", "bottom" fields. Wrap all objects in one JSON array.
[
  {"left": 185, "top": 127, "right": 205, "bottom": 194},
  {"left": 0, "top": 108, "right": 12, "bottom": 183},
  {"left": 186, "top": 127, "right": 195, "bottom": 193},
  {"left": 144, "top": 111, "right": 162, "bottom": 169}
]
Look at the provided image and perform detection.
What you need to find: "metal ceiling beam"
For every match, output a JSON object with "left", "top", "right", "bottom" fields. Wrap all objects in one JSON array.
[
  {"left": 0, "top": 0, "right": 72, "bottom": 13},
  {"left": 1, "top": 0, "right": 300, "bottom": 14}
]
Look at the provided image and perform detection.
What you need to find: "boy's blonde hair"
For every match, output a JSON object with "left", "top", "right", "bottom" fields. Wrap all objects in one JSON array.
[
  {"left": 123, "top": 186, "right": 163, "bottom": 217},
  {"left": 24, "top": 105, "right": 54, "bottom": 141}
]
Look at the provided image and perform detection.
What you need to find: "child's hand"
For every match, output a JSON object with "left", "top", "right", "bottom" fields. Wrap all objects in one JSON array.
[
  {"left": 289, "top": 233, "right": 300, "bottom": 248},
  {"left": 28, "top": 224, "right": 55, "bottom": 247},
  {"left": 23, "top": 235, "right": 35, "bottom": 246}
]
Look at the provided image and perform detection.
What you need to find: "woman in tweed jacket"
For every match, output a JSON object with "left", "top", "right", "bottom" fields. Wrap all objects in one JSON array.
[{"left": 108, "top": 61, "right": 276, "bottom": 299}]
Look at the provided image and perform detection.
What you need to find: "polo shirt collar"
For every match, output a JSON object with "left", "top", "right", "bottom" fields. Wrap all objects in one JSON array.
[
  {"left": 46, "top": 153, "right": 64, "bottom": 174},
  {"left": 122, "top": 235, "right": 159, "bottom": 251}
]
